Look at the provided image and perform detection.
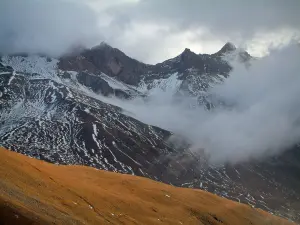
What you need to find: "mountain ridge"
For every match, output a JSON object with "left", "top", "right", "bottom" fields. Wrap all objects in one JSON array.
[{"left": 58, "top": 41, "right": 249, "bottom": 86}]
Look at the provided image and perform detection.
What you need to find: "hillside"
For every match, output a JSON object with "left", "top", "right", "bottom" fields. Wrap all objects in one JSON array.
[{"left": 0, "top": 147, "right": 295, "bottom": 225}]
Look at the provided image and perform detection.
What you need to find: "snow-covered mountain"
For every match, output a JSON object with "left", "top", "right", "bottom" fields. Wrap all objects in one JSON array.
[{"left": 0, "top": 43, "right": 299, "bottom": 222}]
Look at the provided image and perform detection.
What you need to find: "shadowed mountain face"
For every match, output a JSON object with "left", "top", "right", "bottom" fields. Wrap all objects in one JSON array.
[
  {"left": 59, "top": 42, "right": 152, "bottom": 86},
  {"left": 0, "top": 43, "right": 300, "bottom": 222},
  {"left": 58, "top": 42, "right": 239, "bottom": 86}
]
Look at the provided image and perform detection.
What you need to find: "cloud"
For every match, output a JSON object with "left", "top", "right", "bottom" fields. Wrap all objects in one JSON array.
[
  {"left": 102, "top": 0, "right": 300, "bottom": 62},
  {"left": 104, "top": 0, "right": 300, "bottom": 39},
  {"left": 0, "top": 0, "right": 101, "bottom": 57},
  {"left": 0, "top": 0, "right": 299, "bottom": 63},
  {"left": 105, "top": 43, "right": 300, "bottom": 164}
]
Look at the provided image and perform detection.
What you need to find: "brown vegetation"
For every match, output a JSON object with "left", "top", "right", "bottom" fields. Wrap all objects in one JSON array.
[{"left": 0, "top": 147, "right": 295, "bottom": 225}]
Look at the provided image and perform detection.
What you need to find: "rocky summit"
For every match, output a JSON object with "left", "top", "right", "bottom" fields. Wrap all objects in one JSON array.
[{"left": 0, "top": 43, "right": 299, "bottom": 222}]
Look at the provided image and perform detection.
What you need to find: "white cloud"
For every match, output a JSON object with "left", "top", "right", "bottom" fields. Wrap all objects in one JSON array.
[
  {"left": 246, "top": 29, "right": 300, "bottom": 56},
  {"left": 0, "top": 0, "right": 299, "bottom": 62},
  {"left": 99, "top": 0, "right": 300, "bottom": 62},
  {"left": 104, "top": 44, "right": 300, "bottom": 164}
]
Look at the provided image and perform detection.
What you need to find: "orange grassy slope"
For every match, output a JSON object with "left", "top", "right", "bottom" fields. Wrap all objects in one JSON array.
[{"left": 0, "top": 147, "right": 295, "bottom": 225}]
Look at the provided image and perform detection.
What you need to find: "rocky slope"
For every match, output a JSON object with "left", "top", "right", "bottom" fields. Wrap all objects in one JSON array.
[
  {"left": 0, "top": 147, "right": 295, "bottom": 225},
  {"left": 0, "top": 43, "right": 300, "bottom": 222}
]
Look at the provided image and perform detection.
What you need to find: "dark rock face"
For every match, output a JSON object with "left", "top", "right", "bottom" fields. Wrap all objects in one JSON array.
[
  {"left": 58, "top": 42, "right": 239, "bottom": 87},
  {"left": 75, "top": 72, "right": 139, "bottom": 99},
  {"left": 1, "top": 43, "right": 300, "bottom": 223},
  {"left": 58, "top": 55, "right": 99, "bottom": 74},
  {"left": 59, "top": 43, "right": 152, "bottom": 85},
  {"left": 0, "top": 63, "right": 13, "bottom": 73},
  {"left": 76, "top": 72, "right": 114, "bottom": 96},
  {"left": 156, "top": 50, "right": 232, "bottom": 78}
]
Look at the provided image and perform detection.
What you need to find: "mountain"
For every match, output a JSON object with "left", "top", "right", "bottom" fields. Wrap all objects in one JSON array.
[
  {"left": 0, "top": 147, "right": 294, "bottom": 225},
  {"left": 0, "top": 43, "right": 300, "bottom": 222},
  {"left": 58, "top": 42, "right": 234, "bottom": 93},
  {"left": 59, "top": 42, "right": 152, "bottom": 86}
]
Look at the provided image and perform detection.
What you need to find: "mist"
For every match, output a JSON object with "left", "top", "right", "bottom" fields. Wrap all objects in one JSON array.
[{"left": 106, "top": 44, "right": 300, "bottom": 164}]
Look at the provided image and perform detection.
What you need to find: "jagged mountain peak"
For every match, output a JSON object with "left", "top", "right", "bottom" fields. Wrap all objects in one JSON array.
[
  {"left": 212, "top": 42, "right": 252, "bottom": 63},
  {"left": 179, "top": 48, "right": 199, "bottom": 63},
  {"left": 89, "top": 42, "right": 122, "bottom": 56},
  {"left": 222, "top": 42, "right": 237, "bottom": 51},
  {"left": 214, "top": 42, "right": 237, "bottom": 56},
  {"left": 58, "top": 41, "right": 151, "bottom": 85},
  {"left": 181, "top": 48, "right": 197, "bottom": 57},
  {"left": 182, "top": 48, "right": 192, "bottom": 53},
  {"left": 91, "top": 41, "right": 113, "bottom": 50}
]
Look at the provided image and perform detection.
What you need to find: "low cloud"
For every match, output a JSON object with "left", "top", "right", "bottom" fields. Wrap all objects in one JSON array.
[{"left": 107, "top": 43, "right": 300, "bottom": 164}]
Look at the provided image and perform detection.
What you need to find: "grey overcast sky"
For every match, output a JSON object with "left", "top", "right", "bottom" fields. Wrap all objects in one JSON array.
[{"left": 0, "top": 0, "right": 299, "bottom": 63}]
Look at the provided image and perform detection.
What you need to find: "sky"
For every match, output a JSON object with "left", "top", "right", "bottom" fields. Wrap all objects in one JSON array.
[{"left": 0, "top": 0, "right": 299, "bottom": 63}]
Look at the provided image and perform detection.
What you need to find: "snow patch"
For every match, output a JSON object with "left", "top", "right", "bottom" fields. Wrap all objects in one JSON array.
[
  {"left": 2, "top": 55, "right": 59, "bottom": 80},
  {"left": 138, "top": 72, "right": 182, "bottom": 94},
  {"left": 100, "top": 73, "right": 130, "bottom": 91}
]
